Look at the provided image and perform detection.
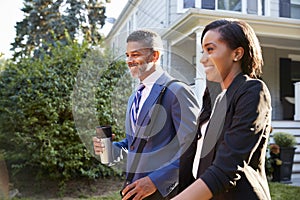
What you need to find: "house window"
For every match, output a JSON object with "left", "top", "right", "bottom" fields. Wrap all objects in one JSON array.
[
  {"left": 178, "top": 0, "right": 265, "bottom": 15},
  {"left": 177, "top": 0, "right": 195, "bottom": 12},
  {"left": 202, "top": 0, "right": 215, "bottom": 9},
  {"left": 218, "top": 0, "right": 241, "bottom": 12},
  {"left": 184, "top": 0, "right": 195, "bottom": 8},
  {"left": 291, "top": 0, "right": 300, "bottom": 19},
  {"left": 280, "top": 0, "right": 300, "bottom": 19},
  {"left": 217, "top": 0, "right": 264, "bottom": 14}
]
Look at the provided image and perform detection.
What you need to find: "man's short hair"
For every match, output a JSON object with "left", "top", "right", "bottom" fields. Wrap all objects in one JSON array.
[{"left": 126, "top": 29, "right": 163, "bottom": 52}]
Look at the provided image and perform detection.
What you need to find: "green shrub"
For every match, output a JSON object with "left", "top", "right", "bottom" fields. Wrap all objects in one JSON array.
[
  {"left": 0, "top": 41, "right": 131, "bottom": 183},
  {"left": 273, "top": 132, "right": 297, "bottom": 147}
]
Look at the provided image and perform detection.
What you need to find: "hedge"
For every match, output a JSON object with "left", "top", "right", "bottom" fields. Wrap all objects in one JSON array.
[{"left": 0, "top": 41, "right": 132, "bottom": 182}]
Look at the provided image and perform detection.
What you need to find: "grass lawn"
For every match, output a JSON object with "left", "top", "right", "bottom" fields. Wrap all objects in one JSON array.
[
  {"left": 10, "top": 180, "right": 300, "bottom": 199},
  {"left": 269, "top": 182, "right": 300, "bottom": 200},
  {"left": 94, "top": 182, "right": 300, "bottom": 200}
]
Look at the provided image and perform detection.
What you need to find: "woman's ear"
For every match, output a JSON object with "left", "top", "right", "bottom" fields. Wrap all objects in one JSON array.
[{"left": 233, "top": 47, "right": 244, "bottom": 62}]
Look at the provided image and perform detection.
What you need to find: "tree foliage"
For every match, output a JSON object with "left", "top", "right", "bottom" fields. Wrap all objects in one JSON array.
[
  {"left": 11, "top": 0, "right": 108, "bottom": 59},
  {"left": 0, "top": 54, "right": 6, "bottom": 73},
  {"left": 0, "top": 39, "right": 132, "bottom": 181}
]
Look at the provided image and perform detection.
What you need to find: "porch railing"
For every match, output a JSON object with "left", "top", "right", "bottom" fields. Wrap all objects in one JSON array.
[{"left": 295, "top": 82, "right": 300, "bottom": 121}]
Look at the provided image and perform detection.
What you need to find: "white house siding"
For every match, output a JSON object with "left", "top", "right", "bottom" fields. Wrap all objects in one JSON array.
[
  {"left": 168, "top": 0, "right": 184, "bottom": 26},
  {"left": 109, "top": 24, "right": 129, "bottom": 60},
  {"left": 134, "top": 0, "right": 167, "bottom": 34}
]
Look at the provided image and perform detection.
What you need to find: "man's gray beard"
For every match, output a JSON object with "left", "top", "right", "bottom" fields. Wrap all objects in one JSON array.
[{"left": 131, "top": 62, "right": 155, "bottom": 79}]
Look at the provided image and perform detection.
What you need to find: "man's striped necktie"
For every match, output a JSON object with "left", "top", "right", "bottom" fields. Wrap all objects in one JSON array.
[{"left": 131, "top": 84, "right": 145, "bottom": 126}]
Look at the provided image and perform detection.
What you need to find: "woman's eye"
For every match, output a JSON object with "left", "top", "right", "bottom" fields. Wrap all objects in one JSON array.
[
  {"left": 207, "top": 47, "right": 213, "bottom": 52},
  {"left": 202, "top": 47, "right": 213, "bottom": 54}
]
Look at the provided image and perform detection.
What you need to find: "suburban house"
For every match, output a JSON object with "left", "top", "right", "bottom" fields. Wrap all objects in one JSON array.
[{"left": 105, "top": 0, "right": 300, "bottom": 179}]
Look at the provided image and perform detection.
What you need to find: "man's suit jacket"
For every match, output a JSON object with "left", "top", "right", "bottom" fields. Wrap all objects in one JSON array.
[
  {"left": 194, "top": 73, "right": 272, "bottom": 200},
  {"left": 114, "top": 72, "right": 200, "bottom": 197}
]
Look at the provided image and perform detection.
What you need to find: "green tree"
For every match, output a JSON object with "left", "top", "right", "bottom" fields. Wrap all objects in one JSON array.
[
  {"left": 11, "top": 0, "right": 108, "bottom": 59},
  {"left": 0, "top": 53, "right": 5, "bottom": 72}
]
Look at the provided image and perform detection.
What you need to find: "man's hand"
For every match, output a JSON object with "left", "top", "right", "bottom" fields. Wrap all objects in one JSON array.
[
  {"left": 121, "top": 176, "right": 157, "bottom": 200},
  {"left": 92, "top": 137, "right": 104, "bottom": 155},
  {"left": 93, "top": 134, "right": 115, "bottom": 155}
]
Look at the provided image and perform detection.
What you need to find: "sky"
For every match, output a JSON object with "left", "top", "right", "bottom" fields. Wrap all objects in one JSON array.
[{"left": 0, "top": 0, "right": 127, "bottom": 59}]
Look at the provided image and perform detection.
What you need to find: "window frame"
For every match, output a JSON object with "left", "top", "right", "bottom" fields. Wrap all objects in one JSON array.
[
  {"left": 176, "top": 0, "right": 266, "bottom": 16},
  {"left": 291, "top": 0, "right": 300, "bottom": 19},
  {"left": 177, "top": 0, "right": 199, "bottom": 13}
]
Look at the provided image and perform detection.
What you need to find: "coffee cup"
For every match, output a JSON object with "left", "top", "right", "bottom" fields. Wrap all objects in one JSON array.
[{"left": 96, "top": 126, "right": 113, "bottom": 165}]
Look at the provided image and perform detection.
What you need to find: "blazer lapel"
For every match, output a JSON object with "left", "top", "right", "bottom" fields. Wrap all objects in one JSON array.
[
  {"left": 197, "top": 91, "right": 227, "bottom": 176},
  {"left": 137, "top": 85, "right": 162, "bottom": 125},
  {"left": 203, "top": 73, "right": 247, "bottom": 140},
  {"left": 197, "top": 73, "right": 247, "bottom": 177},
  {"left": 135, "top": 73, "right": 172, "bottom": 137}
]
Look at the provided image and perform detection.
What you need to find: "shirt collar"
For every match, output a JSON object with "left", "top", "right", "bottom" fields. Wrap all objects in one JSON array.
[{"left": 141, "top": 66, "right": 164, "bottom": 87}]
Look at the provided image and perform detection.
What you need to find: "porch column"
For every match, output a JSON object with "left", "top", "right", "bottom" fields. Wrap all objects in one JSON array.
[
  {"left": 194, "top": 28, "right": 206, "bottom": 108},
  {"left": 295, "top": 82, "right": 300, "bottom": 121}
]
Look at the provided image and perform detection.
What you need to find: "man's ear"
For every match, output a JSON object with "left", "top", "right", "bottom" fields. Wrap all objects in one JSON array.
[{"left": 152, "top": 50, "right": 160, "bottom": 62}]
